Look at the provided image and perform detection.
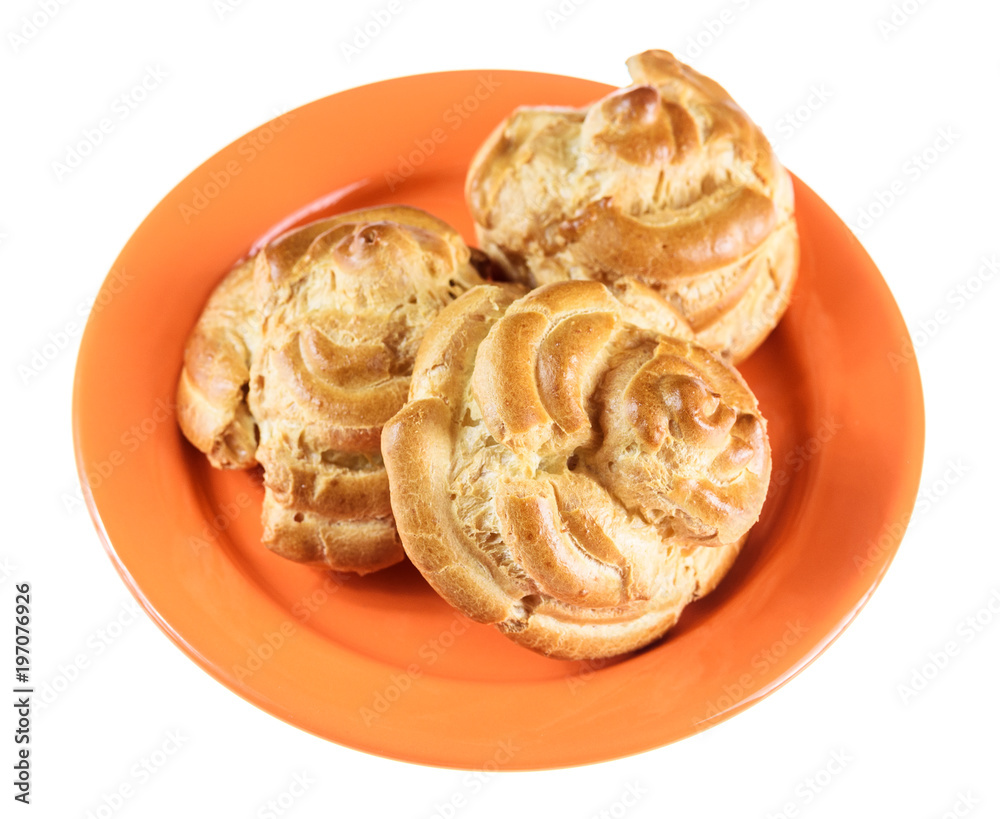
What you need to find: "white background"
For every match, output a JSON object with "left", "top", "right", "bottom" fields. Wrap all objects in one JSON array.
[{"left": 3, "top": 0, "right": 999, "bottom": 816}]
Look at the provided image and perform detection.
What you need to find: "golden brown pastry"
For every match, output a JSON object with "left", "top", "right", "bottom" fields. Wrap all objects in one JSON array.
[
  {"left": 177, "top": 205, "right": 486, "bottom": 573},
  {"left": 466, "top": 49, "right": 799, "bottom": 363},
  {"left": 177, "top": 257, "right": 261, "bottom": 470},
  {"left": 382, "top": 280, "right": 771, "bottom": 659}
]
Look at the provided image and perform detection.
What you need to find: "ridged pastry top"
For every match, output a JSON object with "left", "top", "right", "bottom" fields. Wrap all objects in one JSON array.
[
  {"left": 177, "top": 205, "right": 486, "bottom": 573},
  {"left": 466, "top": 49, "right": 798, "bottom": 362},
  {"left": 250, "top": 206, "right": 480, "bottom": 452},
  {"left": 383, "top": 280, "right": 771, "bottom": 658}
]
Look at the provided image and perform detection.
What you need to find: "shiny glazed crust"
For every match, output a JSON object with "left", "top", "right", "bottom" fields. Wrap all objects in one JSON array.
[
  {"left": 176, "top": 205, "right": 485, "bottom": 573},
  {"left": 382, "top": 280, "right": 771, "bottom": 659},
  {"left": 466, "top": 49, "right": 799, "bottom": 363}
]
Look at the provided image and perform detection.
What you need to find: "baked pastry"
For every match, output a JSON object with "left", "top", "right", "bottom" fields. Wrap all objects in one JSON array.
[
  {"left": 177, "top": 205, "right": 486, "bottom": 573},
  {"left": 466, "top": 49, "right": 798, "bottom": 362},
  {"left": 177, "top": 257, "right": 261, "bottom": 470},
  {"left": 382, "top": 280, "right": 771, "bottom": 659}
]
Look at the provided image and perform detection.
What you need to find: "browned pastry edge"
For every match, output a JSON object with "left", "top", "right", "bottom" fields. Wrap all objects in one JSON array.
[
  {"left": 465, "top": 48, "right": 800, "bottom": 364},
  {"left": 176, "top": 258, "right": 260, "bottom": 469},
  {"left": 383, "top": 282, "right": 768, "bottom": 659},
  {"left": 176, "top": 205, "right": 486, "bottom": 574}
]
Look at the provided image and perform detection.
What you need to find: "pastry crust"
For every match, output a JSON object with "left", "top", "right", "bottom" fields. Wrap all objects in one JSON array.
[
  {"left": 382, "top": 280, "right": 771, "bottom": 659},
  {"left": 466, "top": 49, "right": 799, "bottom": 363},
  {"left": 177, "top": 205, "right": 485, "bottom": 573},
  {"left": 177, "top": 257, "right": 261, "bottom": 470}
]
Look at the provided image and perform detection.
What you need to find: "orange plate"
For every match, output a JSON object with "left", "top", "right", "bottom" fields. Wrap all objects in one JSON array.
[{"left": 73, "top": 70, "right": 924, "bottom": 770}]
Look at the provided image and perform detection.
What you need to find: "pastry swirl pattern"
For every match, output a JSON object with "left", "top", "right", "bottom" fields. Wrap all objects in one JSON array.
[
  {"left": 466, "top": 49, "right": 799, "bottom": 362},
  {"left": 383, "top": 280, "right": 771, "bottom": 658},
  {"left": 177, "top": 205, "right": 485, "bottom": 573}
]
